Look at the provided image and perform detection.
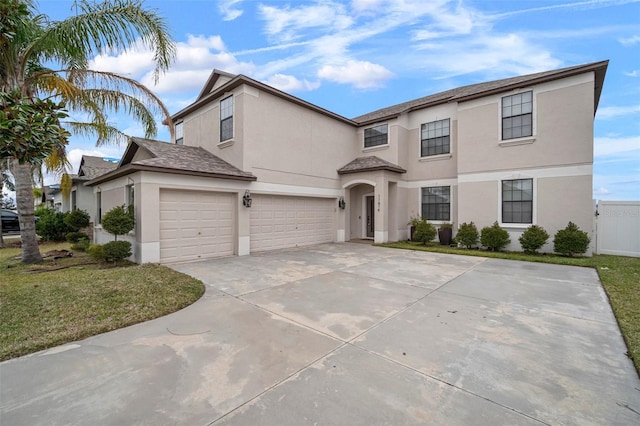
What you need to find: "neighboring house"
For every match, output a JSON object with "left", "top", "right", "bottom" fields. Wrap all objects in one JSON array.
[
  {"left": 34, "top": 185, "right": 55, "bottom": 209},
  {"left": 88, "top": 61, "right": 608, "bottom": 264},
  {"left": 51, "top": 156, "right": 117, "bottom": 223}
]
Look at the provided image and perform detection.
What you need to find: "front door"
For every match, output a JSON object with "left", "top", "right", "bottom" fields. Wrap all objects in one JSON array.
[{"left": 366, "top": 196, "right": 375, "bottom": 238}]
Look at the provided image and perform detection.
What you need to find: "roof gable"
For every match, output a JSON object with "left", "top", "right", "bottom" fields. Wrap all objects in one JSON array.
[
  {"left": 195, "top": 69, "right": 236, "bottom": 102},
  {"left": 338, "top": 156, "right": 406, "bottom": 175}
]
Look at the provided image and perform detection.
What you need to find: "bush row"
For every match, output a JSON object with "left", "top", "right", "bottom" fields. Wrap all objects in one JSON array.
[{"left": 453, "top": 221, "right": 590, "bottom": 256}]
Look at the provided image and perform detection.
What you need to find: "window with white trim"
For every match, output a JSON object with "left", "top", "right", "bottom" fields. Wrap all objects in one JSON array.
[
  {"left": 421, "top": 118, "right": 450, "bottom": 157},
  {"left": 502, "top": 91, "right": 532, "bottom": 140},
  {"left": 96, "top": 192, "right": 102, "bottom": 224},
  {"left": 502, "top": 178, "right": 533, "bottom": 224},
  {"left": 364, "top": 124, "right": 388, "bottom": 148},
  {"left": 421, "top": 186, "right": 450, "bottom": 221},
  {"left": 175, "top": 121, "right": 183, "bottom": 145},
  {"left": 220, "top": 95, "right": 233, "bottom": 142}
]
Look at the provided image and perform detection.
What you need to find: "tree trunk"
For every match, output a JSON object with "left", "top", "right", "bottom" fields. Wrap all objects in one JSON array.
[{"left": 12, "top": 160, "right": 42, "bottom": 263}]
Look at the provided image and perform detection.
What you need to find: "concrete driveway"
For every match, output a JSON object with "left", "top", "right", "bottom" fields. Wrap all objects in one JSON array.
[{"left": 1, "top": 243, "right": 639, "bottom": 425}]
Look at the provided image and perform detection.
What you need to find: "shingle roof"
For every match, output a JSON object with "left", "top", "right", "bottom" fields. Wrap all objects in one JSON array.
[
  {"left": 352, "top": 60, "right": 608, "bottom": 125},
  {"left": 337, "top": 156, "right": 406, "bottom": 175},
  {"left": 76, "top": 156, "right": 118, "bottom": 180},
  {"left": 86, "top": 137, "right": 256, "bottom": 185}
]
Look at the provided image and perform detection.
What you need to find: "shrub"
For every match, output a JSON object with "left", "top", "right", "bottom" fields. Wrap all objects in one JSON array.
[
  {"left": 66, "top": 231, "right": 88, "bottom": 243},
  {"left": 70, "top": 237, "right": 90, "bottom": 252},
  {"left": 519, "top": 225, "right": 549, "bottom": 254},
  {"left": 88, "top": 244, "right": 106, "bottom": 261},
  {"left": 64, "top": 209, "right": 90, "bottom": 230},
  {"left": 553, "top": 222, "right": 590, "bottom": 257},
  {"left": 35, "top": 209, "right": 72, "bottom": 241},
  {"left": 101, "top": 205, "right": 134, "bottom": 240},
  {"left": 413, "top": 219, "right": 437, "bottom": 245},
  {"left": 103, "top": 240, "right": 132, "bottom": 264},
  {"left": 480, "top": 221, "right": 511, "bottom": 251},
  {"left": 455, "top": 222, "right": 479, "bottom": 248}
]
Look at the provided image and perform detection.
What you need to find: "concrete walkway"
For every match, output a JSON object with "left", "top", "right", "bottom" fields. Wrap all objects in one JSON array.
[{"left": 1, "top": 243, "right": 638, "bottom": 425}]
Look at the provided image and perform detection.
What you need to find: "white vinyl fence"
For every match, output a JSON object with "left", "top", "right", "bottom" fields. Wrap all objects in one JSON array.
[{"left": 595, "top": 200, "right": 640, "bottom": 258}]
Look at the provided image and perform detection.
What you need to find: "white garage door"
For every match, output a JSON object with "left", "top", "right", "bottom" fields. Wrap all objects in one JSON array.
[
  {"left": 159, "top": 189, "right": 234, "bottom": 263},
  {"left": 250, "top": 195, "right": 334, "bottom": 252}
]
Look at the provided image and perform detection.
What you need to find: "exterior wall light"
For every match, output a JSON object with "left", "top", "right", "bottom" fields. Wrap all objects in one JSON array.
[
  {"left": 243, "top": 190, "right": 252, "bottom": 208},
  {"left": 338, "top": 196, "right": 346, "bottom": 210}
]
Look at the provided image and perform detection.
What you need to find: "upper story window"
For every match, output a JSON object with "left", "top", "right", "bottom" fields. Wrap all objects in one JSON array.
[
  {"left": 421, "top": 186, "right": 450, "bottom": 221},
  {"left": 175, "top": 121, "right": 183, "bottom": 145},
  {"left": 421, "top": 118, "right": 450, "bottom": 157},
  {"left": 364, "top": 124, "right": 388, "bottom": 148},
  {"left": 502, "top": 91, "right": 532, "bottom": 140},
  {"left": 220, "top": 95, "right": 233, "bottom": 142},
  {"left": 502, "top": 178, "right": 533, "bottom": 224}
]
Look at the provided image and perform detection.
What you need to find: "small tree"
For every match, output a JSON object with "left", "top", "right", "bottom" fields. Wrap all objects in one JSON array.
[
  {"left": 64, "top": 209, "right": 90, "bottom": 230},
  {"left": 480, "top": 221, "right": 511, "bottom": 252},
  {"left": 100, "top": 205, "right": 134, "bottom": 264},
  {"left": 455, "top": 222, "right": 479, "bottom": 249},
  {"left": 519, "top": 225, "right": 549, "bottom": 254},
  {"left": 553, "top": 222, "right": 590, "bottom": 257},
  {"left": 101, "top": 205, "right": 134, "bottom": 241},
  {"left": 413, "top": 219, "right": 437, "bottom": 245},
  {"left": 35, "top": 209, "right": 73, "bottom": 241}
]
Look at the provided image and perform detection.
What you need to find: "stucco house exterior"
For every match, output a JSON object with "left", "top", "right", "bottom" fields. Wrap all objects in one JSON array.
[
  {"left": 52, "top": 155, "right": 117, "bottom": 224},
  {"left": 87, "top": 60, "right": 608, "bottom": 264}
]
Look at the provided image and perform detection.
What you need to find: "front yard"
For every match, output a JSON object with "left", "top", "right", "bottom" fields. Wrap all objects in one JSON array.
[
  {"left": 0, "top": 243, "right": 205, "bottom": 361},
  {"left": 382, "top": 242, "right": 640, "bottom": 374}
]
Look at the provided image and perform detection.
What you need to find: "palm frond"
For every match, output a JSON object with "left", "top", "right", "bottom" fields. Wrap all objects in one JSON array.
[{"left": 63, "top": 121, "right": 129, "bottom": 146}]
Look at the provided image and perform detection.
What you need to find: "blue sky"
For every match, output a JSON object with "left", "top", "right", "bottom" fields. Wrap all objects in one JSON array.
[{"left": 30, "top": 0, "right": 640, "bottom": 200}]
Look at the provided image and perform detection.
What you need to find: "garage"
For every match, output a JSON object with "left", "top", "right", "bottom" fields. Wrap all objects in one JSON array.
[
  {"left": 159, "top": 189, "right": 235, "bottom": 263},
  {"left": 250, "top": 195, "right": 335, "bottom": 252}
]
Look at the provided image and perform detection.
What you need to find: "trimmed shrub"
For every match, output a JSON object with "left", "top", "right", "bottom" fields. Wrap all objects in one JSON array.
[
  {"left": 66, "top": 231, "right": 88, "bottom": 243},
  {"left": 71, "top": 237, "right": 90, "bottom": 252},
  {"left": 413, "top": 219, "right": 437, "bottom": 245},
  {"left": 103, "top": 240, "right": 132, "bottom": 264},
  {"left": 553, "top": 222, "right": 590, "bottom": 257},
  {"left": 64, "top": 209, "right": 90, "bottom": 230},
  {"left": 455, "top": 222, "right": 479, "bottom": 249},
  {"left": 88, "top": 244, "right": 106, "bottom": 261},
  {"left": 480, "top": 221, "right": 511, "bottom": 251},
  {"left": 101, "top": 205, "right": 134, "bottom": 241},
  {"left": 519, "top": 225, "right": 549, "bottom": 254},
  {"left": 35, "top": 209, "right": 72, "bottom": 241}
]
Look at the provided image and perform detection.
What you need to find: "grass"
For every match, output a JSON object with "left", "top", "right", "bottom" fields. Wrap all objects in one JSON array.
[
  {"left": 0, "top": 242, "right": 205, "bottom": 361},
  {"left": 380, "top": 241, "right": 640, "bottom": 373}
]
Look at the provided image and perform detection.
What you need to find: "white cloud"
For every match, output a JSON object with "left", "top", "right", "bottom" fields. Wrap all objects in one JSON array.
[
  {"left": 594, "top": 186, "right": 611, "bottom": 195},
  {"left": 318, "top": 60, "right": 393, "bottom": 89},
  {"left": 263, "top": 74, "right": 321, "bottom": 92},
  {"left": 624, "top": 70, "right": 639, "bottom": 77},
  {"left": 596, "top": 105, "right": 640, "bottom": 120},
  {"left": 259, "top": 1, "right": 353, "bottom": 42},
  {"left": 218, "top": 0, "right": 243, "bottom": 21},
  {"left": 88, "top": 41, "right": 154, "bottom": 76},
  {"left": 619, "top": 34, "right": 640, "bottom": 46},
  {"left": 594, "top": 136, "right": 640, "bottom": 157}
]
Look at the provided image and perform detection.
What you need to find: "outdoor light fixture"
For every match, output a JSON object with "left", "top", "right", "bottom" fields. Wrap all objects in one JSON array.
[
  {"left": 338, "top": 196, "right": 346, "bottom": 210},
  {"left": 242, "top": 190, "right": 252, "bottom": 208}
]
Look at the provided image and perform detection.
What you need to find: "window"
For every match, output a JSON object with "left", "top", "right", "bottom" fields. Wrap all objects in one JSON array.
[
  {"left": 502, "top": 179, "right": 533, "bottom": 224},
  {"left": 421, "top": 186, "right": 450, "bottom": 221},
  {"left": 364, "top": 124, "right": 388, "bottom": 148},
  {"left": 71, "top": 190, "right": 77, "bottom": 211},
  {"left": 502, "top": 91, "right": 532, "bottom": 140},
  {"left": 96, "top": 192, "right": 102, "bottom": 224},
  {"left": 126, "top": 184, "right": 135, "bottom": 217},
  {"left": 421, "top": 119, "right": 450, "bottom": 157},
  {"left": 175, "top": 121, "right": 183, "bottom": 145},
  {"left": 220, "top": 95, "right": 233, "bottom": 142}
]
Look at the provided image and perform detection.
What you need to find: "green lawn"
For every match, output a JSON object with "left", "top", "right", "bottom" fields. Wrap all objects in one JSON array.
[
  {"left": 0, "top": 243, "right": 205, "bottom": 361},
  {"left": 381, "top": 241, "right": 640, "bottom": 374}
]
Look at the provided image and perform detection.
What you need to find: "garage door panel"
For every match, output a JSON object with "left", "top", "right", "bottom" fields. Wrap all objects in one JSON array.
[
  {"left": 160, "top": 189, "right": 235, "bottom": 263},
  {"left": 250, "top": 195, "right": 334, "bottom": 252}
]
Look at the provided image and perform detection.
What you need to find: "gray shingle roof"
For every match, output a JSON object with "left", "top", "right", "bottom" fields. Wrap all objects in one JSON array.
[
  {"left": 337, "top": 156, "right": 406, "bottom": 175},
  {"left": 76, "top": 156, "right": 118, "bottom": 180},
  {"left": 352, "top": 60, "right": 608, "bottom": 125},
  {"left": 86, "top": 138, "right": 256, "bottom": 185}
]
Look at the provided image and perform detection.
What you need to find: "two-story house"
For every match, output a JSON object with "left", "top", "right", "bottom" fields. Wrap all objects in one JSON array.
[{"left": 88, "top": 60, "right": 608, "bottom": 264}]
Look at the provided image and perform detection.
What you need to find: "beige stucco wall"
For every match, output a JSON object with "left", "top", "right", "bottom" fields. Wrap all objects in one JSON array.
[{"left": 457, "top": 73, "right": 594, "bottom": 174}]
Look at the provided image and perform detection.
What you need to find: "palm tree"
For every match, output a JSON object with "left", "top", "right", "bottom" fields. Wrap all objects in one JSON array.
[{"left": 1, "top": 0, "right": 175, "bottom": 263}]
